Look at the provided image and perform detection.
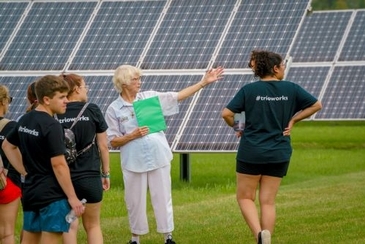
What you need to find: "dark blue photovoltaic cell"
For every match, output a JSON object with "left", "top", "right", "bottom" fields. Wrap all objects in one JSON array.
[
  {"left": 290, "top": 11, "right": 352, "bottom": 62},
  {"left": 214, "top": 0, "right": 309, "bottom": 69},
  {"left": 83, "top": 76, "right": 116, "bottom": 113},
  {"left": 315, "top": 66, "right": 365, "bottom": 119},
  {"left": 285, "top": 66, "right": 330, "bottom": 98},
  {"left": 70, "top": 1, "right": 166, "bottom": 70},
  {"left": 142, "top": 0, "right": 236, "bottom": 69},
  {"left": 0, "top": 76, "right": 39, "bottom": 120},
  {"left": 0, "top": 2, "right": 28, "bottom": 53},
  {"left": 176, "top": 75, "right": 254, "bottom": 151},
  {"left": 339, "top": 10, "right": 365, "bottom": 61},
  {"left": 0, "top": 2, "right": 96, "bottom": 70}
]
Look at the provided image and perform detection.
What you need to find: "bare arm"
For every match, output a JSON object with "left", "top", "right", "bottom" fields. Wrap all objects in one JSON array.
[
  {"left": 96, "top": 132, "right": 111, "bottom": 190},
  {"left": 110, "top": 126, "right": 149, "bottom": 148},
  {"left": 177, "top": 67, "right": 224, "bottom": 101},
  {"left": 2, "top": 139, "right": 27, "bottom": 176},
  {"left": 221, "top": 107, "right": 235, "bottom": 127},
  {"left": 283, "top": 101, "right": 322, "bottom": 136},
  {"left": 51, "top": 155, "right": 84, "bottom": 216}
]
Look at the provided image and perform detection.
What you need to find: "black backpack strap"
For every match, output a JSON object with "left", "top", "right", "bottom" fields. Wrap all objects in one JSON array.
[
  {"left": 77, "top": 134, "right": 96, "bottom": 156},
  {"left": 0, "top": 118, "right": 10, "bottom": 132},
  {"left": 69, "top": 103, "right": 89, "bottom": 130}
]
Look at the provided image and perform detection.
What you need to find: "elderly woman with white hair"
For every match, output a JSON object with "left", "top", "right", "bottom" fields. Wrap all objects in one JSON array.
[{"left": 105, "top": 65, "right": 224, "bottom": 244}]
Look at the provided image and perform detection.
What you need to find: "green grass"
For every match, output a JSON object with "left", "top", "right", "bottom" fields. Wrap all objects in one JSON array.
[{"left": 14, "top": 121, "right": 365, "bottom": 243}]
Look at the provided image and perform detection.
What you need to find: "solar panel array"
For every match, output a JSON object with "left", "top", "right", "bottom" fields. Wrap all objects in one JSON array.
[{"left": 0, "top": 0, "right": 364, "bottom": 152}]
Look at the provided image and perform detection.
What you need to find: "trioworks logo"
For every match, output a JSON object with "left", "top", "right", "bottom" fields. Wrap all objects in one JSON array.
[
  {"left": 19, "top": 126, "right": 39, "bottom": 136},
  {"left": 256, "top": 95, "right": 288, "bottom": 101}
]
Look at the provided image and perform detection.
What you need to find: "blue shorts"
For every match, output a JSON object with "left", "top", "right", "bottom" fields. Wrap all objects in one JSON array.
[
  {"left": 236, "top": 161, "right": 290, "bottom": 178},
  {"left": 23, "top": 199, "right": 71, "bottom": 233}
]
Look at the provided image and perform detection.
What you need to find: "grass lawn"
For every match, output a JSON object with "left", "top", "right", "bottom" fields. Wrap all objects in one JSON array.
[{"left": 15, "top": 121, "right": 365, "bottom": 243}]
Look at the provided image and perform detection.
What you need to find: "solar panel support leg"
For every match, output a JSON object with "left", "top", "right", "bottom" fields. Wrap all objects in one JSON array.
[{"left": 180, "top": 153, "right": 191, "bottom": 182}]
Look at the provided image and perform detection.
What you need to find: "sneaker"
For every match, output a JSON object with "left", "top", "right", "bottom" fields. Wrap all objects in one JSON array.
[
  {"left": 257, "top": 230, "right": 271, "bottom": 244},
  {"left": 165, "top": 237, "right": 176, "bottom": 244},
  {"left": 127, "top": 241, "right": 137, "bottom": 244}
]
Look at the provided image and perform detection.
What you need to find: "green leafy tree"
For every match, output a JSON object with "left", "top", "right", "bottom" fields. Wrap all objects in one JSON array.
[{"left": 311, "top": 0, "right": 365, "bottom": 10}]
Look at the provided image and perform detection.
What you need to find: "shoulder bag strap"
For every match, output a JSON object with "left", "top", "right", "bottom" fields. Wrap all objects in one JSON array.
[
  {"left": 69, "top": 103, "right": 89, "bottom": 130},
  {"left": 0, "top": 118, "right": 10, "bottom": 132}
]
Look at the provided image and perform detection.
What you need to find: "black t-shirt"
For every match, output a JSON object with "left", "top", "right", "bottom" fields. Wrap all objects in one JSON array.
[
  {"left": 226, "top": 80, "right": 318, "bottom": 163},
  {"left": 0, "top": 119, "right": 21, "bottom": 186},
  {"left": 56, "top": 102, "right": 108, "bottom": 181},
  {"left": 6, "top": 110, "right": 67, "bottom": 211}
]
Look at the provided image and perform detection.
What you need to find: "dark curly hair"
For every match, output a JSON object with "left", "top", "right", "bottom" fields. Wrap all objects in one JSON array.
[{"left": 248, "top": 50, "right": 283, "bottom": 78}]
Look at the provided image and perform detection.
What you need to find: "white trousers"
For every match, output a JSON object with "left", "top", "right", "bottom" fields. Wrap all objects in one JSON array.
[{"left": 123, "top": 165, "right": 174, "bottom": 235}]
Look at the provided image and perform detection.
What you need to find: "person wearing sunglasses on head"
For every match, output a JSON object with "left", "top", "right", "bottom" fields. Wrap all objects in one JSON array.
[{"left": 0, "top": 85, "right": 21, "bottom": 244}]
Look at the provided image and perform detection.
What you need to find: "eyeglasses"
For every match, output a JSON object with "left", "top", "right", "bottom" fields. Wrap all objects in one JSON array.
[
  {"left": 8, "top": 97, "right": 13, "bottom": 104},
  {"left": 131, "top": 77, "right": 141, "bottom": 82},
  {"left": 79, "top": 85, "right": 89, "bottom": 91}
]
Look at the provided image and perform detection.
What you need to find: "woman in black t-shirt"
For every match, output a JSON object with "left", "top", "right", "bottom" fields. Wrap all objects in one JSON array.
[
  {"left": 222, "top": 50, "right": 322, "bottom": 244},
  {"left": 58, "top": 73, "right": 110, "bottom": 244}
]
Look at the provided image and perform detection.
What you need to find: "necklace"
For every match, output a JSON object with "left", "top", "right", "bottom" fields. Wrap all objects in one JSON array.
[{"left": 126, "top": 106, "right": 135, "bottom": 118}]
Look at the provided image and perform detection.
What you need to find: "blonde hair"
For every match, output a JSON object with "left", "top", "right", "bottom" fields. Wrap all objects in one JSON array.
[
  {"left": 113, "top": 65, "right": 142, "bottom": 93},
  {"left": 0, "top": 85, "right": 10, "bottom": 101}
]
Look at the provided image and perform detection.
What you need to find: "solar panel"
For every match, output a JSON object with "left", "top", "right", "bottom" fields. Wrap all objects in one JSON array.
[
  {"left": 174, "top": 75, "right": 254, "bottom": 151},
  {"left": 290, "top": 11, "right": 353, "bottom": 62},
  {"left": 285, "top": 66, "right": 330, "bottom": 98},
  {"left": 0, "top": 2, "right": 28, "bottom": 53},
  {"left": 0, "top": 76, "right": 39, "bottom": 120},
  {"left": 214, "top": 0, "right": 310, "bottom": 68},
  {"left": 315, "top": 66, "right": 365, "bottom": 119},
  {"left": 69, "top": 1, "right": 166, "bottom": 70},
  {"left": 2, "top": 0, "right": 365, "bottom": 156},
  {"left": 0, "top": 2, "right": 96, "bottom": 70},
  {"left": 339, "top": 10, "right": 365, "bottom": 61},
  {"left": 141, "top": 0, "right": 236, "bottom": 69},
  {"left": 82, "top": 76, "right": 115, "bottom": 112}
]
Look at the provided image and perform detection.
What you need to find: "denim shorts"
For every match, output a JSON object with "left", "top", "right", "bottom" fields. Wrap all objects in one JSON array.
[
  {"left": 23, "top": 199, "right": 71, "bottom": 233},
  {"left": 236, "top": 160, "right": 290, "bottom": 178}
]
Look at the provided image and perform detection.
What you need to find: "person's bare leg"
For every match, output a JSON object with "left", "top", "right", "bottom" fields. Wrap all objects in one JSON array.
[
  {"left": 0, "top": 197, "right": 20, "bottom": 244},
  {"left": 82, "top": 202, "right": 103, "bottom": 244},
  {"left": 236, "top": 173, "right": 262, "bottom": 241},
  {"left": 21, "top": 231, "right": 41, "bottom": 244},
  {"left": 259, "top": 175, "right": 282, "bottom": 234},
  {"left": 62, "top": 218, "right": 79, "bottom": 244},
  {"left": 40, "top": 231, "right": 62, "bottom": 244}
]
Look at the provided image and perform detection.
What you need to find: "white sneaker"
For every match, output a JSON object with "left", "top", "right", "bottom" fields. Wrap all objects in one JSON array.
[{"left": 260, "top": 230, "right": 271, "bottom": 244}]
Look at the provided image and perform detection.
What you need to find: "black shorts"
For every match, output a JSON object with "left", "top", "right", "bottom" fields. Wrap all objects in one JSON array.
[
  {"left": 72, "top": 176, "right": 103, "bottom": 203},
  {"left": 236, "top": 160, "right": 290, "bottom": 178}
]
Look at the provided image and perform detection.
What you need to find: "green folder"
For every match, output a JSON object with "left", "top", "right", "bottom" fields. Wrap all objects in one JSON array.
[{"left": 133, "top": 96, "right": 167, "bottom": 134}]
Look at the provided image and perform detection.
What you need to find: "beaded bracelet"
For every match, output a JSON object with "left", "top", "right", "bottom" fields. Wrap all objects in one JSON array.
[{"left": 101, "top": 172, "right": 110, "bottom": 179}]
